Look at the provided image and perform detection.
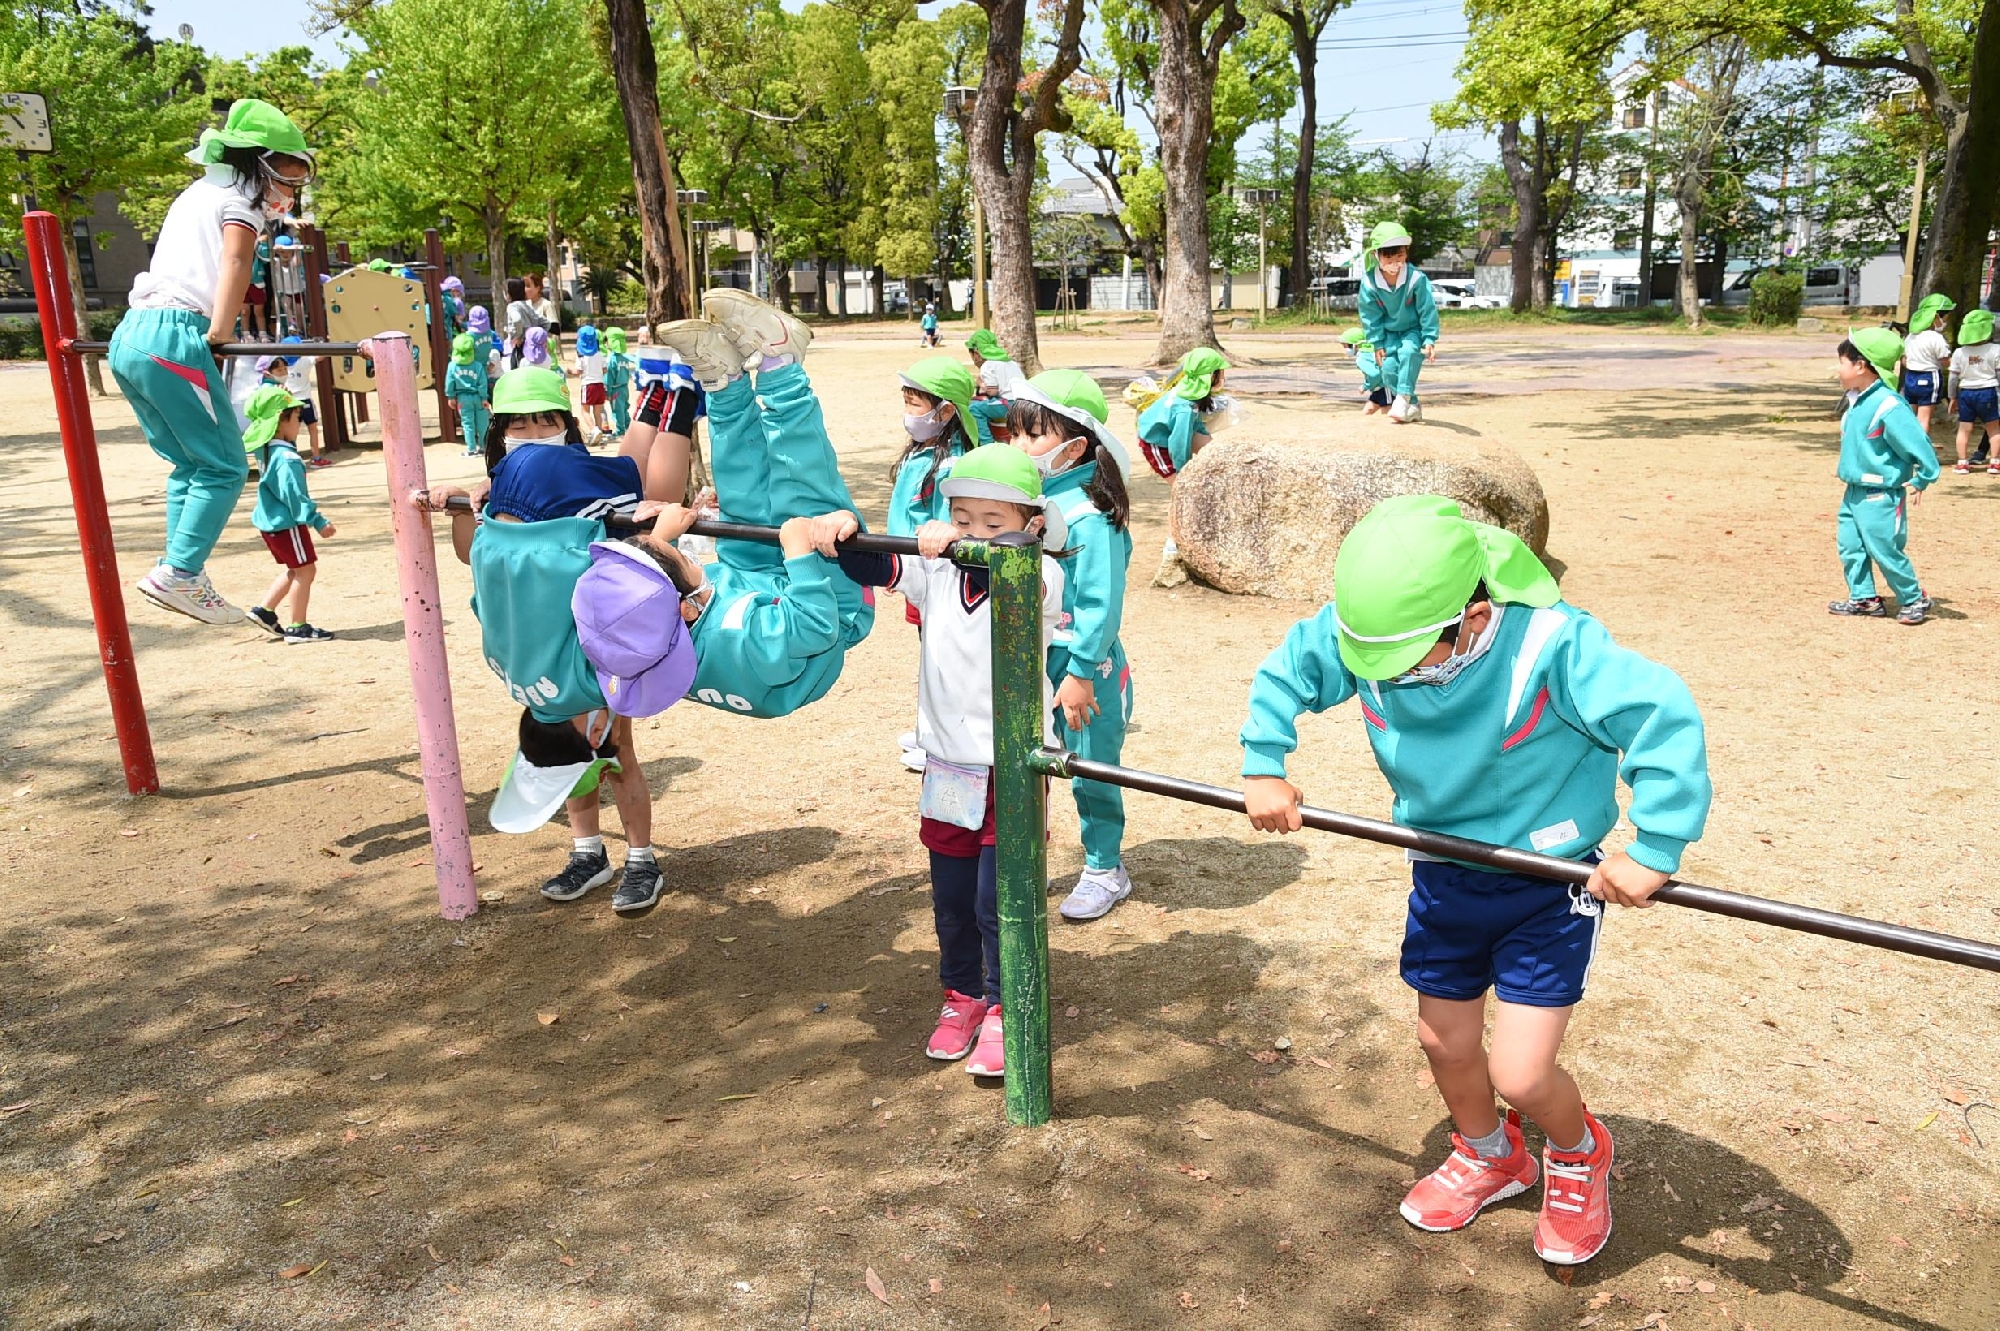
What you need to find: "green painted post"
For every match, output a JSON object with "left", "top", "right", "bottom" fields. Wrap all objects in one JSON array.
[{"left": 988, "top": 530, "right": 1054, "bottom": 1126}]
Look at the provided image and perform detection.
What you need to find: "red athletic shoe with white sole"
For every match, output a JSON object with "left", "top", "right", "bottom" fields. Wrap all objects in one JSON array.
[
  {"left": 924, "top": 990, "right": 989, "bottom": 1061},
  {"left": 964, "top": 1007, "right": 1005, "bottom": 1077},
  {"left": 1534, "top": 1109, "right": 1615, "bottom": 1265},
  {"left": 1399, "top": 1109, "right": 1539, "bottom": 1232}
]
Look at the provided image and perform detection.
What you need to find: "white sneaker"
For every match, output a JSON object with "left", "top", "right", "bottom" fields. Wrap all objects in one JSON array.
[
  {"left": 703, "top": 288, "right": 811, "bottom": 370},
  {"left": 1404, "top": 400, "right": 1423, "bottom": 423},
  {"left": 1058, "top": 865, "right": 1132, "bottom": 922},
  {"left": 654, "top": 319, "right": 742, "bottom": 391},
  {"left": 135, "top": 565, "right": 239, "bottom": 625},
  {"left": 1388, "top": 395, "right": 1410, "bottom": 423}
]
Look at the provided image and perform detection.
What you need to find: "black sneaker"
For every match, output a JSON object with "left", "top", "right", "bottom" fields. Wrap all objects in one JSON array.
[
  {"left": 1827, "top": 597, "right": 1886, "bottom": 617},
  {"left": 1973, "top": 445, "right": 1991, "bottom": 466},
  {"left": 541, "top": 848, "right": 614, "bottom": 902},
  {"left": 284, "top": 622, "right": 335, "bottom": 644},
  {"left": 611, "top": 858, "right": 665, "bottom": 913},
  {"left": 245, "top": 605, "right": 283, "bottom": 637}
]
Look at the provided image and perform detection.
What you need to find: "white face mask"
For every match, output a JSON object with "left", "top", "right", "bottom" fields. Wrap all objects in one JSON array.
[
  {"left": 1032, "top": 437, "right": 1084, "bottom": 477},
  {"left": 904, "top": 409, "right": 948, "bottom": 442},
  {"left": 1389, "top": 610, "right": 1501, "bottom": 687},
  {"left": 504, "top": 431, "right": 566, "bottom": 453}
]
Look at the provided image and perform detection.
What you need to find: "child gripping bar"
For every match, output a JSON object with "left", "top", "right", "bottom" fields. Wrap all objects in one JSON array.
[{"left": 1034, "top": 750, "right": 2000, "bottom": 974}]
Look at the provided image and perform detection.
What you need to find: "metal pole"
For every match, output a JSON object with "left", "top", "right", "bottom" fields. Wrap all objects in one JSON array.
[
  {"left": 973, "top": 194, "right": 990, "bottom": 331},
  {"left": 1257, "top": 201, "right": 1268, "bottom": 322},
  {"left": 989, "top": 531, "right": 1054, "bottom": 1125},
  {"left": 70, "top": 340, "right": 365, "bottom": 357},
  {"left": 371, "top": 333, "right": 478, "bottom": 921},
  {"left": 1036, "top": 752, "right": 2000, "bottom": 974},
  {"left": 23, "top": 211, "right": 159, "bottom": 797},
  {"left": 1897, "top": 150, "right": 1926, "bottom": 324}
]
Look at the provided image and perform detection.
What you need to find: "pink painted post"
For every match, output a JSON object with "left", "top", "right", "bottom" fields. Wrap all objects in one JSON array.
[{"left": 367, "top": 333, "right": 479, "bottom": 920}]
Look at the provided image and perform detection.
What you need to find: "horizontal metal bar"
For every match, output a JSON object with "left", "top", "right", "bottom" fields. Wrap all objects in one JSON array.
[
  {"left": 1039, "top": 750, "right": 2000, "bottom": 974},
  {"left": 65, "top": 339, "right": 370, "bottom": 357},
  {"left": 432, "top": 493, "right": 985, "bottom": 562}
]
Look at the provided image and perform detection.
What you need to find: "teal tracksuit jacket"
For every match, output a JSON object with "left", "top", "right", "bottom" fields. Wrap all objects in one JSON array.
[
  {"left": 1045, "top": 462, "right": 1135, "bottom": 869},
  {"left": 681, "top": 363, "right": 876, "bottom": 718},
  {"left": 1135, "top": 394, "right": 1208, "bottom": 477},
  {"left": 1240, "top": 600, "right": 1711, "bottom": 875},
  {"left": 445, "top": 359, "right": 492, "bottom": 454},
  {"left": 1835, "top": 380, "right": 1938, "bottom": 604},
  {"left": 1358, "top": 267, "right": 1439, "bottom": 401},
  {"left": 470, "top": 516, "right": 607, "bottom": 723},
  {"left": 887, "top": 440, "right": 970, "bottom": 537},
  {"left": 250, "top": 442, "right": 329, "bottom": 536}
]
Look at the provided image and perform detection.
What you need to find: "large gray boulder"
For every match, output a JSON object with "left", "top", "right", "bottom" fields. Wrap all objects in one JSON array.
[{"left": 1168, "top": 433, "right": 1550, "bottom": 601}]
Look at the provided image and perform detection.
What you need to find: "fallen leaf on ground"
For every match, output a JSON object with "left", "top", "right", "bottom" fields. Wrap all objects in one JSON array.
[
  {"left": 427, "top": 1244, "right": 443, "bottom": 1263},
  {"left": 1251, "top": 1050, "right": 1282, "bottom": 1065},
  {"left": 557, "top": 1254, "right": 576, "bottom": 1268},
  {"left": 1307, "top": 1056, "right": 1334, "bottom": 1070},
  {"left": 89, "top": 1229, "right": 126, "bottom": 1246},
  {"left": 1177, "top": 1291, "right": 1199, "bottom": 1310},
  {"left": 1586, "top": 1292, "right": 1614, "bottom": 1309},
  {"left": 278, "top": 1263, "right": 313, "bottom": 1279},
  {"left": 1694, "top": 1280, "right": 1716, "bottom": 1294},
  {"left": 1816, "top": 1110, "right": 1851, "bottom": 1123},
  {"left": 0, "top": 1101, "right": 33, "bottom": 1115},
  {"left": 1915, "top": 1111, "right": 1938, "bottom": 1130},
  {"left": 1942, "top": 1088, "right": 1970, "bottom": 1106},
  {"left": 928, "top": 1277, "right": 943, "bottom": 1294},
  {"left": 1065, "top": 1006, "right": 1080, "bottom": 1018},
  {"left": 864, "top": 1267, "right": 890, "bottom": 1305},
  {"left": 272, "top": 975, "right": 302, "bottom": 987},
  {"left": 536, "top": 1012, "right": 560, "bottom": 1026},
  {"left": 717, "top": 1093, "right": 757, "bottom": 1102},
  {"left": 1739, "top": 1195, "right": 1773, "bottom": 1213}
]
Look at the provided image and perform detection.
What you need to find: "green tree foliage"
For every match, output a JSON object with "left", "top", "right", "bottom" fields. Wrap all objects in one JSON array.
[{"left": 1360, "top": 143, "right": 1474, "bottom": 268}]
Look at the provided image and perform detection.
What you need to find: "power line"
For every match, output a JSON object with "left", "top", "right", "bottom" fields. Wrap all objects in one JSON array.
[{"left": 1317, "top": 30, "right": 1468, "bottom": 45}]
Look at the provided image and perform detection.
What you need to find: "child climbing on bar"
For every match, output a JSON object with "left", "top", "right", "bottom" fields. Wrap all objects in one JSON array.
[
  {"left": 1357, "top": 221, "right": 1439, "bottom": 424},
  {"left": 1829, "top": 328, "right": 1938, "bottom": 624},
  {"left": 838, "top": 443, "right": 1067, "bottom": 1078},
  {"left": 109, "top": 98, "right": 315, "bottom": 625},
  {"left": 1239, "top": 494, "right": 1711, "bottom": 1266},
  {"left": 1008, "top": 369, "right": 1136, "bottom": 922},
  {"left": 242, "top": 384, "right": 336, "bottom": 643}
]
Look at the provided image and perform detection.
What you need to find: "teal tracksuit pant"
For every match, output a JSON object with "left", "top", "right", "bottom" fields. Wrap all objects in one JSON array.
[
  {"left": 1376, "top": 327, "right": 1427, "bottom": 401},
  {"left": 1048, "top": 642, "right": 1133, "bottom": 869},
  {"left": 1837, "top": 483, "right": 1922, "bottom": 604},
  {"left": 454, "top": 396, "right": 490, "bottom": 453},
  {"left": 108, "top": 307, "right": 250, "bottom": 573},
  {"left": 1355, "top": 347, "right": 1387, "bottom": 401},
  {"left": 967, "top": 397, "right": 1008, "bottom": 444}
]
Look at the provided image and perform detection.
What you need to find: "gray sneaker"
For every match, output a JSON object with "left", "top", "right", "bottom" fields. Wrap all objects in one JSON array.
[
  {"left": 611, "top": 858, "right": 665, "bottom": 913},
  {"left": 1057, "top": 865, "right": 1132, "bottom": 922},
  {"left": 541, "top": 848, "right": 614, "bottom": 902},
  {"left": 703, "top": 287, "right": 812, "bottom": 369},
  {"left": 136, "top": 566, "right": 239, "bottom": 625}
]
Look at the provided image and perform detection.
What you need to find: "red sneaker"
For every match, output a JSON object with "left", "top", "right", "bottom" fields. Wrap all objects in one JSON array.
[
  {"left": 1534, "top": 1109, "right": 1615, "bottom": 1265},
  {"left": 964, "top": 1006, "right": 1005, "bottom": 1077},
  {"left": 1399, "top": 1110, "right": 1539, "bottom": 1232},
  {"left": 924, "top": 990, "right": 989, "bottom": 1061}
]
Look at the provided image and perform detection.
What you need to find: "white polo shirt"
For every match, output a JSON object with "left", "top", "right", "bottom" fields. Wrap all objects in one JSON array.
[{"left": 129, "top": 171, "right": 265, "bottom": 316}]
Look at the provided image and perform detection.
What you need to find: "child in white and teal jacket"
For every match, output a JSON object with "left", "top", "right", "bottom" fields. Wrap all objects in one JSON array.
[
  {"left": 1356, "top": 221, "right": 1439, "bottom": 423},
  {"left": 244, "top": 385, "right": 337, "bottom": 643},
  {"left": 1240, "top": 494, "right": 1710, "bottom": 1268},
  {"left": 1008, "top": 369, "right": 1137, "bottom": 923},
  {"left": 1828, "top": 327, "right": 1938, "bottom": 625}
]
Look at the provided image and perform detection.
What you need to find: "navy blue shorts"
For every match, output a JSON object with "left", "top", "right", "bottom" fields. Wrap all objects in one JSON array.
[
  {"left": 1959, "top": 385, "right": 1999, "bottom": 424},
  {"left": 1400, "top": 859, "right": 1603, "bottom": 1008},
  {"left": 1901, "top": 369, "right": 1940, "bottom": 407}
]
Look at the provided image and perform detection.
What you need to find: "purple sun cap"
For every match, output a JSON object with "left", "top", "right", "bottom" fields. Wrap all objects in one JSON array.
[
  {"left": 571, "top": 541, "right": 698, "bottom": 718},
  {"left": 468, "top": 305, "right": 492, "bottom": 333}
]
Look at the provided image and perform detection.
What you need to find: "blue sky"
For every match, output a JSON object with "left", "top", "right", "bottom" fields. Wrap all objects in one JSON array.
[{"left": 140, "top": 0, "right": 1486, "bottom": 161}]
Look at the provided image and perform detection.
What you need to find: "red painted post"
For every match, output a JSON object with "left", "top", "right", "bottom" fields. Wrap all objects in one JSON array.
[
  {"left": 367, "top": 332, "right": 478, "bottom": 920},
  {"left": 22, "top": 212, "right": 160, "bottom": 796}
]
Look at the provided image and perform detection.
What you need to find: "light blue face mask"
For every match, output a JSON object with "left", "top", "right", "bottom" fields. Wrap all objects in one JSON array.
[{"left": 1390, "top": 620, "right": 1470, "bottom": 687}]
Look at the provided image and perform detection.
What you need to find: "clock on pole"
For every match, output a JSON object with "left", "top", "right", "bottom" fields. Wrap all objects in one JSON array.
[{"left": 0, "top": 93, "right": 52, "bottom": 153}]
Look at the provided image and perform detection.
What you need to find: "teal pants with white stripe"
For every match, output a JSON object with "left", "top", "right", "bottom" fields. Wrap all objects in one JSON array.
[
  {"left": 108, "top": 307, "right": 249, "bottom": 573},
  {"left": 1049, "top": 641, "right": 1132, "bottom": 870},
  {"left": 1376, "top": 327, "right": 1426, "bottom": 401},
  {"left": 1837, "top": 483, "right": 1923, "bottom": 605}
]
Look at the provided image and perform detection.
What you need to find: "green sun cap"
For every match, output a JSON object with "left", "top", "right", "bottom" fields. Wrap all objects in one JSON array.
[
  {"left": 938, "top": 443, "right": 1068, "bottom": 549},
  {"left": 451, "top": 331, "right": 475, "bottom": 364},
  {"left": 1958, "top": 308, "right": 1995, "bottom": 346},
  {"left": 189, "top": 98, "right": 311, "bottom": 166},
  {"left": 605, "top": 327, "right": 628, "bottom": 354},
  {"left": 1367, "top": 220, "right": 1413, "bottom": 253},
  {"left": 242, "top": 383, "right": 302, "bottom": 450},
  {"left": 1176, "top": 347, "right": 1228, "bottom": 401},
  {"left": 965, "top": 329, "right": 1010, "bottom": 362},
  {"left": 1014, "top": 367, "right": 1131, "bottom": 477},
  {"left": 1332, "top": 495, "right": 1559, "bottom": 680},
  {"left": 1910, "top": 292, "right": 1955, "bottom": 333},
  {"left": 491, "top": 367, "right": 572, "bottom": 416},
  {"left": 900, "top": 355, "right": 975, "bottom": 425},
  {"left": 1340, "top": 327, "right": 1368, "bottom": 347},
  {"left": 1847, "top": 326, "right": 1903, "bottom": 386}
]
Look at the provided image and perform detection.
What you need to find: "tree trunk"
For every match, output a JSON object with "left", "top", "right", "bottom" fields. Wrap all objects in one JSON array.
[
  {"left": 872, "top": 265, "right": 886, "bottom": 316},
  {"left": 1150, "top": 0, "right": 1241, "bottom": 364},
  {"left": 815, "top": 254, "right": 829, "bottom": 315},
  {"left": 60, "top": 222, "right": 107, "bottom": 396},
  {"left": 969, "top": 0, "right": 1084, "bottom": 375},
  {"left": 484, "top": 201, "right": 509, "bottom": 323},
  {"left": 1284, "top": 7, "right": 1317, "bottom": 306},
  {"left": 1638, "top": 103, "right": 1658, "bottom": 306},
  {"left": 603, "top": 0, "right": 691, "bottom": 330},
  {"left": 545, "top": 202, "right": 563, "bottom": 309},
  {"left": 774, "top": 262, "right": 794, "bottom": 313},
  {"left": 1708, "top": 233, "right": 1729, "bottom": 302},
  {"left": 1498, "top": 119, "right": 1542, "bottom": 314},
  {"left": 836, "top": 257, "right": 849, "bottom": 317},
  {"left": 1915, "top": 0, "right": 2000, "bottom": 322},
  {"left": 1677, "top": 188, "right": 1703, "bottom": 328}
]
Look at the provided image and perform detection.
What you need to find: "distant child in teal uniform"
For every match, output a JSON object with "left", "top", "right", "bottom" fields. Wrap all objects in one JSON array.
[
  {"left": 1007, "top": 369, "right": 1136, "bottom": 922},
  {"left": 602, "top": 326, "right": 634, "bottom": 437},
  {"left": 1357, "top": 221, "right": 1439, "bottom": 424},
  {"left": 1829, "top": 328, "right": 1938, "bottom": 625},
  {"left": 1240, "top": 494, "right": 1710, "bottom": 1268},
  {"left": 242, "top": 385, "right": 337, "bottom": 644},
  {"left": 965, "top": 329, "right": 1025, "bottom": 442},
  {"left": 1136, "top": 347, "right": 1230, "bottom": 586},
  {"left": 920, "top": 300, "right": 941, "bottom": 347},
  {"left": 1343, "top": 326, "right": 1389, "bottom": 414},
  {"left": 109, "top": 98, "right": 314, "bottom": 626},
  {"left": 444, "top": 332, "right": 491, "bottom": 457},
  {"left": 467, "top": 305, "right": 499, "bottom": 381},
  {"left": 440, "top": 275, "right": 468, "bottom": 338}
]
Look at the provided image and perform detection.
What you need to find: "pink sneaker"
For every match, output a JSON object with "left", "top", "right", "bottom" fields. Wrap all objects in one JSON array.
[
  {"left": 924, "top": 990, "right": 989, "bottom": 1061},
  {"left": 1399, "top": 1109, "right": 1539, "bottom": 1232},
  {"left": 1534, "top": 1109, "right": 1615, "bottom": 1265},
  {"left": 964, "top": 1006, "right": 1005, "bottom": 1077}
]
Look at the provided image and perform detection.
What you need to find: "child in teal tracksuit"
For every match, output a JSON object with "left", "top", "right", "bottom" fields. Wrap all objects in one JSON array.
[
  {"left": 1343, "top": 326, "right": 1389, "bottom": 413},
  {"left": 603, "top": 327, "right": 634, "bottom": 437},
  {"left": 1828, "top": 328, "right": 1939, "bottom": 625},
  {"left": 108, "top": 99, "right": 314, "bottom": 626},
  {"left": 444, "top": 332, "right": 491, "bottom": 457},
  {"left": 242, "top": 385, "right": 337, "bottom": 643},
  {"left": 1008, "top": 369, "right": 1136, "bottom": 922},
  {"left": 1136, "top": 347, "right": 1229, "bottom": 586},
  {"left": 966, "top": 329, "right": 1024, "bottom": 443},
  {"left": 1357, "top": 221, "right": 1439, "bottom": 424},
  {"left": 1240, "top": 494, "right": 1710, "bottom": 1268}
]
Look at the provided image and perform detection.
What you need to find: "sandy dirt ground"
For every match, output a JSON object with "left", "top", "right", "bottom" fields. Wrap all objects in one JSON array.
[{"left": 1, "top": 323, "right": 1996, "bottom": 1330}]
